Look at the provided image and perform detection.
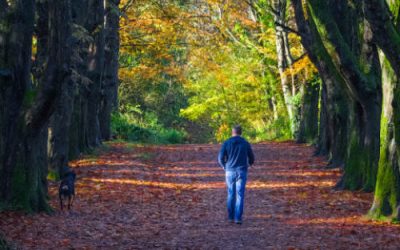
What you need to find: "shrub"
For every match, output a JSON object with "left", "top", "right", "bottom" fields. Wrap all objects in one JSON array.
[{"left": 111, "top": 112, "right": 186, "bottom": 144}]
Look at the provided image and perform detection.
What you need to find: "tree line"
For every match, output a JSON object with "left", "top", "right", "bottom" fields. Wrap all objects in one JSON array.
[
  {"left": 289, "top": 0, "right": 400, "bottom": 220},
  {"left": 0, "top": 0, "right": 120, "bottom": 212}
]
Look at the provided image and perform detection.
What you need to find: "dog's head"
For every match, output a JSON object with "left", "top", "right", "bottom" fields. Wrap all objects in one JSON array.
[{"left": 63, "top": 170, "right": 76, "bottom": 181}]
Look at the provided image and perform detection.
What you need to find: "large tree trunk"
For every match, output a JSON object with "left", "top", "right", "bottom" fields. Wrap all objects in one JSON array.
[
  {"left": 369, "top": 55, "right": 400, "bottom": 220},
  {"left": 0, "top": 0, "right": 72, "bottom": 211},
  {"left": 307, "top": 0, "right": 382, "bottom": 191},
  {"left": 31, "top": 0, "right": 50, "bottom": 202},
  {"left": 67, "top": 0, "right": 100, "bottom": 158},
  {"left": 290, "top": 0, "right": 349, "bottom": 168},
  {"left": 86, "top": 0, "right": 106, "bottom": 148},
  {"left": 68, "top": 0, "right": 106, "bottom": 156},
  {"left": 364, "top": 0, "right": 400, "bottom": 220},
  {"left": 47, "top": 0, "right": 81, "bottom": 179},
  {"left": 48, "top": 77, "right": 75, "bottom": 178}
]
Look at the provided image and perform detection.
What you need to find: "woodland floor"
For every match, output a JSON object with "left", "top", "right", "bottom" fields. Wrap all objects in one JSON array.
[{"left": 1, "top": 142, "right": 400, "bottom": 249}]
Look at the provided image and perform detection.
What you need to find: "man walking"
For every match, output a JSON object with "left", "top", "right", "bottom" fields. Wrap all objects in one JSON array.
[{"left": 218, "top": 125, "right": 255, "bottom": 224}]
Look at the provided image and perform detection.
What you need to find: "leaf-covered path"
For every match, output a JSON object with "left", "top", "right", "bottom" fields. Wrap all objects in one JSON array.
[{"left": 1, "top": 142, "right": 400, "bottom": 249}]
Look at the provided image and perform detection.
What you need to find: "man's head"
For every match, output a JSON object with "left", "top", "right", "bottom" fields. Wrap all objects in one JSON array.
[{"left": 232, "top": 125, "right": 242, "bottom": 136}]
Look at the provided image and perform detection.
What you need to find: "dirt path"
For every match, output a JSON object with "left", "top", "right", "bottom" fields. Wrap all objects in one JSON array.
[{"left": 1, "top": 142, "right": 400, "bottom": 249}]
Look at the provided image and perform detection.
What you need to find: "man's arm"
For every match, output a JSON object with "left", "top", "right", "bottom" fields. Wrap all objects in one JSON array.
[
  {"left": 218, "top": 142, "right": 227, "bottom": 169},
  {"left": 248, "top": 143, "right": 255, "bottom": 166}
]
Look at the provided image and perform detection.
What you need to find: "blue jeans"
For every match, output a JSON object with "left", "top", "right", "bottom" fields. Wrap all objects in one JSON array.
[{"left": 225, "top": 168, "right": 248, "bottom": 222}]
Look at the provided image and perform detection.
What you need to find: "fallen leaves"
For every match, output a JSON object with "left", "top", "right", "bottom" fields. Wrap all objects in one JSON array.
[{"left": 1, "top": 142, "right": 400, "bottom": 249}]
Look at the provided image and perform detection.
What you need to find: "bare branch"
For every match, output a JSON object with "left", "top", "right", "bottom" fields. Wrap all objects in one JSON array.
[{"left": 292, "top": 52, "right": 307, "bottom": 64}]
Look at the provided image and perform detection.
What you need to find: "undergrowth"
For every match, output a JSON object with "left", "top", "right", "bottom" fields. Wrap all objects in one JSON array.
[{"left": 111, "top": 112, "right": 186, "bottom": 144}]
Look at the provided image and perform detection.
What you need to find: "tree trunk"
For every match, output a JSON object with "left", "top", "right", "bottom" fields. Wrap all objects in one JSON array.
[
  {"left": 369, "top": 56, "right": 400, "bottom": 220},
  {"left": 86, "top": 0, "right": 106, "bottom": 148},
  {"left": 296, "top": 77, "right": 320, "bottom": 144},
  {"left": 99, "top": 0, "right": 120, "bottom": 141},
  {"left": 272, "top": 0, "right": 298, "bottom": 135},
  {"left": 364, "top": 0, "right": 400, "bottom": 77},
  {"left": 48, "top": 77, "right": 75, "bottom": 179},
  {"left": 290, "top": 0, "right": 349, "bottom": 168},
  {"left": 363, "top": 0, "right": 400, "bottom": 220},
  {"left": 307, "top": 0, "right": 382, "bottom": 191},
  {"left": 68, "top": 0, "right": 103, "bottom": 157},
  {"left": 0, "top": 0, "right": 72, "bottom": 211},
  {"left": 316, "top": 81, "right": 329, "bottom": 155}
]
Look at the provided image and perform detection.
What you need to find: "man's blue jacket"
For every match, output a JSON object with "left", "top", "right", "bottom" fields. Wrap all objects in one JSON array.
[{"left": 218, "top": 136, "right": 255, "bottom": 170}]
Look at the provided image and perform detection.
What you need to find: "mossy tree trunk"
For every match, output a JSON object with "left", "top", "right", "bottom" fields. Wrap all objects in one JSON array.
[
  {"left": 307, "top": 0, "right": 382, "bottom": 191},
  {"left": 291, "top": 0, "right": 349, "bottom": 168},
  {"left": 369, "top": 57, "right": 400, "bottom": 220},
  {"left": 363, "top": 0, "right": 400, "bottom": 220},
  {"left": 296, "top": 76, "right": 320, "bottom": 144}
]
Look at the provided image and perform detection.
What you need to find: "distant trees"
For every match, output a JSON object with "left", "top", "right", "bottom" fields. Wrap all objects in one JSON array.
[{"left": 0, "top": 0, "right": 120, "bottom": 212}]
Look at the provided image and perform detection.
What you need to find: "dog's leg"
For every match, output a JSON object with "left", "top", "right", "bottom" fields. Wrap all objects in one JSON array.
[
  {"left": 68, "top": 196, "right": 71, "bottom": 210},
  {"left": 70, "top": 194, "right": 75, "bottom": 209}
]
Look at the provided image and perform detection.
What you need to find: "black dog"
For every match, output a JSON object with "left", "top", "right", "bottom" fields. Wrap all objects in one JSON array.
[{"left": 59, "top": 171, "right": 76, "bottom": 210}]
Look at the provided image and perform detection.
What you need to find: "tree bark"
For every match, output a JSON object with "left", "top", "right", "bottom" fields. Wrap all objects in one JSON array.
[
  {"left": 0, "top": 0, "right": 72, "bottom": 211},
  {"left": 369, "top": 55, "right": 400, "bottom": 220},
  {"left": 0, "top": 0, "right": 37, "bottom": 209},
  {"left": 363, "top": 0, "right": 400, "bottom": 220},
  {"left": 316, "top": 81, "right": 329, "bottom": 155},
  {"left": 272, "top": 0, "right": 298, "bottom": 135},
  {"left": 290, "top": 0, "right": 349, "bottom": 168},
  {"left": 296, "top": 77, "right": 320, "bottom": 144},
  {"left": 306, "top": 0, "right": 382, "bottom": 191},
  {"left": 364, "top": 0, "right": 400, "bottom": 76},
  {"left": 48, "top": 77, "right": 75, "bottom": 178},
  {"left": 99, "top": 0, "right": 120, "bottom": 141},
  {"left": 86, "top": 0, "right": 106, "bottom": 148}
]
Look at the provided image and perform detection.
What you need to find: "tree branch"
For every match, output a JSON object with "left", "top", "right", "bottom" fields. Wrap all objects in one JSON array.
[
  {"left": 275, "top": 21, "right": 300, "bottom": 36},
  {"left": 364, "top": 0, "right": 400, "bottom": 76},
  {"left": 292, "top": 52, "right": 307, "bottom": 64}
]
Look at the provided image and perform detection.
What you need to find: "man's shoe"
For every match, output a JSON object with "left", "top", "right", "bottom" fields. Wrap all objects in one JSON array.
[
  {"left": 235, "top": 220, "right": 242, "bottom": 225},
  {"left": 228, "top": 219, "right": 234, "bottom": 223}
]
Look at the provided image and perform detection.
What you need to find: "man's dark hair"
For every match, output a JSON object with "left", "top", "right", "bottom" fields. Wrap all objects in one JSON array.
[{"left": 233, "top": 125, "right": 242, "bottom": 135}]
